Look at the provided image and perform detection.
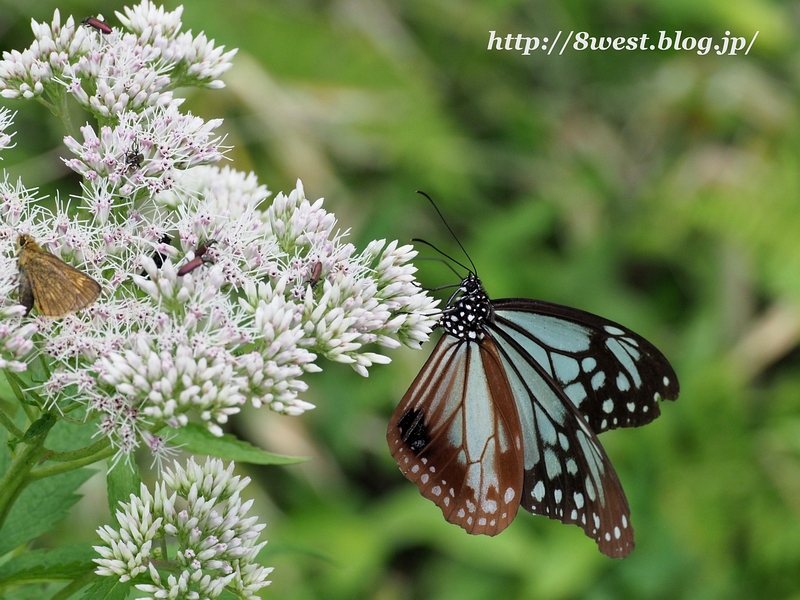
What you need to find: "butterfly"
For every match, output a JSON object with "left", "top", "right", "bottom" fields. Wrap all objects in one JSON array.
[
  {"left": 386, "top": 196, "right": 679, "bottom": 558},
  {"left": 17, "top": 234, "right": 102, "bottom": 318}
]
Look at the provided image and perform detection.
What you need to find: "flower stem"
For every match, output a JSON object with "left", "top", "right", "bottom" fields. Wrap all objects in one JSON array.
[
  {"left": 46, "top": 436, "right": 113, "bottom": 463},
  {"left": 0, "top": 404, "right": 23, "bottom": 439},
  {"left": 0, "top": 426, "right": 50, "bottom": 531},
  {"left": 30, "top": 440, "right": 114, "bottom": 480}
]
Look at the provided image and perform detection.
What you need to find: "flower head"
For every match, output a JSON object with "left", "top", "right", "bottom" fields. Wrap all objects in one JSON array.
[
  {"left": 0, "top": 1, "right": 235, "bottom": 110},
  {"left": 94, "top": 457, "right": 272, "bottom": 599},
  {"left": 0, "top": 1, "right": 439, "bottom": 467}
]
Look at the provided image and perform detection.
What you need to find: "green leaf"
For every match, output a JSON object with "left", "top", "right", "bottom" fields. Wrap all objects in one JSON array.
[
  {"left": 107, "top": 461, "right": 142, "bottom": 515},
  {"left": 3, "top": 371, "right": 32, "bottom": 406},
  {"left": 2, "top": 582, "right": 66, "bottom": 600},
  {"left": 45, "top": 407, "right": 98, "bottom": 453},
  {"left": 172, "top": 423, "right": 308, "bottom": 465},
  {"left": 0, "top": 370, "right": 16, "bottom": 403},
  {"left": 20, "top": 413, "right": 56, "bottom": 442},
  {"left": 0, "top": 467, "right": 96, "bottom": 556},
  {"left": 0, "top": 543, "right": 97, "bottom": 584},
  {"left": 80, "top": 576, "right": 131, "bottom": 600}
]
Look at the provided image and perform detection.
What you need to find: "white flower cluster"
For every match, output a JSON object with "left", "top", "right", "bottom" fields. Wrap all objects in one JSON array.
[
  {"left": 63, "top": 104, "right": 226, "bottom": 197},
  {"left": 0, "top": 169, "right": 38, "bottom": 372},
  {"left": 0, "top": 107, "right": 16, "bottom": 153},
  {"left": 95, "top": 457, "right": 272, "bottom": 599},
  {"left": 0, "top": 2, "right": 440, "bottom": 465},
  {"left": 0, "top": 0, "right": 235, "bottom": 108},
  {"left": 3, "top": 166, "right": 437, "bottom": 461}
]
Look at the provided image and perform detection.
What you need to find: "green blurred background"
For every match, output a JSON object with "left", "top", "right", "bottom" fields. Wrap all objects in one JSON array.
[{"left": 3, "top": 0, "right": 800, "bottom": 598}]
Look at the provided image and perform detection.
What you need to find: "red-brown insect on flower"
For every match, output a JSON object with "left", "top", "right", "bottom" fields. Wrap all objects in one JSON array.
[
  {"left": 177, "top": 240, "right": 217, "bottom": 276},
  {"left": 309, "top": 261, "right": 323, "bottom": 287},
  {"left": 81, "top": 16, "right": 112, "bottom": 34}
]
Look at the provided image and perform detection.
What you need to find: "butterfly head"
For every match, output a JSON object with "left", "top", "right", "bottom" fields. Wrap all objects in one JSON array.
[
  {"left": 17, "top": 234, "right": 39, "bottom": 252},
  {"left": 442, "top": 274, "right": 493, "bottom": 341}
]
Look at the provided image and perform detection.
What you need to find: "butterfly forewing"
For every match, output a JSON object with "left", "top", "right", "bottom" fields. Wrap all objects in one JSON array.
[
  {"left": 493, "top": 300, "right": 679, "bottom": 434},
  {"left": 492, "top": 326, "right": 634, "bottom": 557},
  {"left": 18, "top": 235, "right": 101, "bottom": 317},
  {"left": 387, "top": 334, "right": 524, "bottom": 535}
]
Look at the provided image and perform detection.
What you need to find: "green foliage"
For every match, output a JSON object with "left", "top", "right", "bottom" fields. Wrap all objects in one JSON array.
[
  {"left": 0, "top": 543, "right": 97, "bottom": 585},
  {"left": 106, "top": 463, "right": 142, "bottom": 517},
  {"left": 0, "top": 467, "right": 95, "bottom": 557},
  {"left": 80, "top": 577, "right": 132, "bottom": 600},
  {"left": 172, "top": 422, "right": 309, "bottom": 465}
]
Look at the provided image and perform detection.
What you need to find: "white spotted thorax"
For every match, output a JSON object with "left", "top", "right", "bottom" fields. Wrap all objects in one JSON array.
[{"left": 442, "top": 274, "right": 493, "bottom": 341}]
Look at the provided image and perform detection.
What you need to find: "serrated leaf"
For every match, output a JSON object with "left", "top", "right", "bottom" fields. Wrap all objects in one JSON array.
[
  {"left": 107, "top": 462, "right": 142, "bottom": 516},
  {"left": 0, "top": 543, "right": 97, "bottom": 584},
  {"left": 172, "top": 423, "right": 308, "bottom": 465},
  {"left": 81, "top": 576, "right": 131, "bottom": 600},
  {"left": 0, "top": 467, "right": 96, "bottom": 556}
]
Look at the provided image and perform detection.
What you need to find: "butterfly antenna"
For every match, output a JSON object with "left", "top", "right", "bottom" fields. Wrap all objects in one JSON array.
[
  {"left": 411, "top": 238, "right": 471, "bottom": 276},
  {"left": 416, "top": 190, "right": 478, "bottom": 275},
  {"left": 414, "top": 255, "right": 463, "bottom": 279}
]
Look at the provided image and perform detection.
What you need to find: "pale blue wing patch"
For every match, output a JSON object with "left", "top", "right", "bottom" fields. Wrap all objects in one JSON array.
[
  {"left": 493, "top": 306, "right": 678, "bottom": 435},
  {"left": 490, "top": 329, "right": 634, "bottom": 557}
]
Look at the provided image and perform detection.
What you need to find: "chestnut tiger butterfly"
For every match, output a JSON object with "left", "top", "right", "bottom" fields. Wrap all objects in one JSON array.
[{"left": 387, "top": 193, "right": 679, "bottom": 558}]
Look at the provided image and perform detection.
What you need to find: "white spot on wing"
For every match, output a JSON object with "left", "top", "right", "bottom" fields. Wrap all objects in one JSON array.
[
  {"left": 617, "top": 372, "right": 630, "bottom": 391},
  {"left": 591, "top": 371, "right": 606, "bottom": 390},
  {"left": 532, "top": 481, "right": 545, "bottom": 501}
]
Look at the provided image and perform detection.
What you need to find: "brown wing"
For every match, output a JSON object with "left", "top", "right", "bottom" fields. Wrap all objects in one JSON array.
[
  {"left": 17, "top": 267, "right": 34, "bottom": 316},
  {"left": 387, "top": 334, "right": 524, "bottom": 536},
  {"left": 24, "top": 251, "right": 101, "bottom": 317}
]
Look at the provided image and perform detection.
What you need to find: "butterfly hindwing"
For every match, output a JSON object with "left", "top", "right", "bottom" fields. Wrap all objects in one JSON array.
[
  {"left": 387, "top": 334, "right": 524, "bottom": 536},
  {"left": 492, "top": 300, "right": 679, "bottom": 434},
  {"left": 491, "top": 326, "right": 634, "bottom": 557}
]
